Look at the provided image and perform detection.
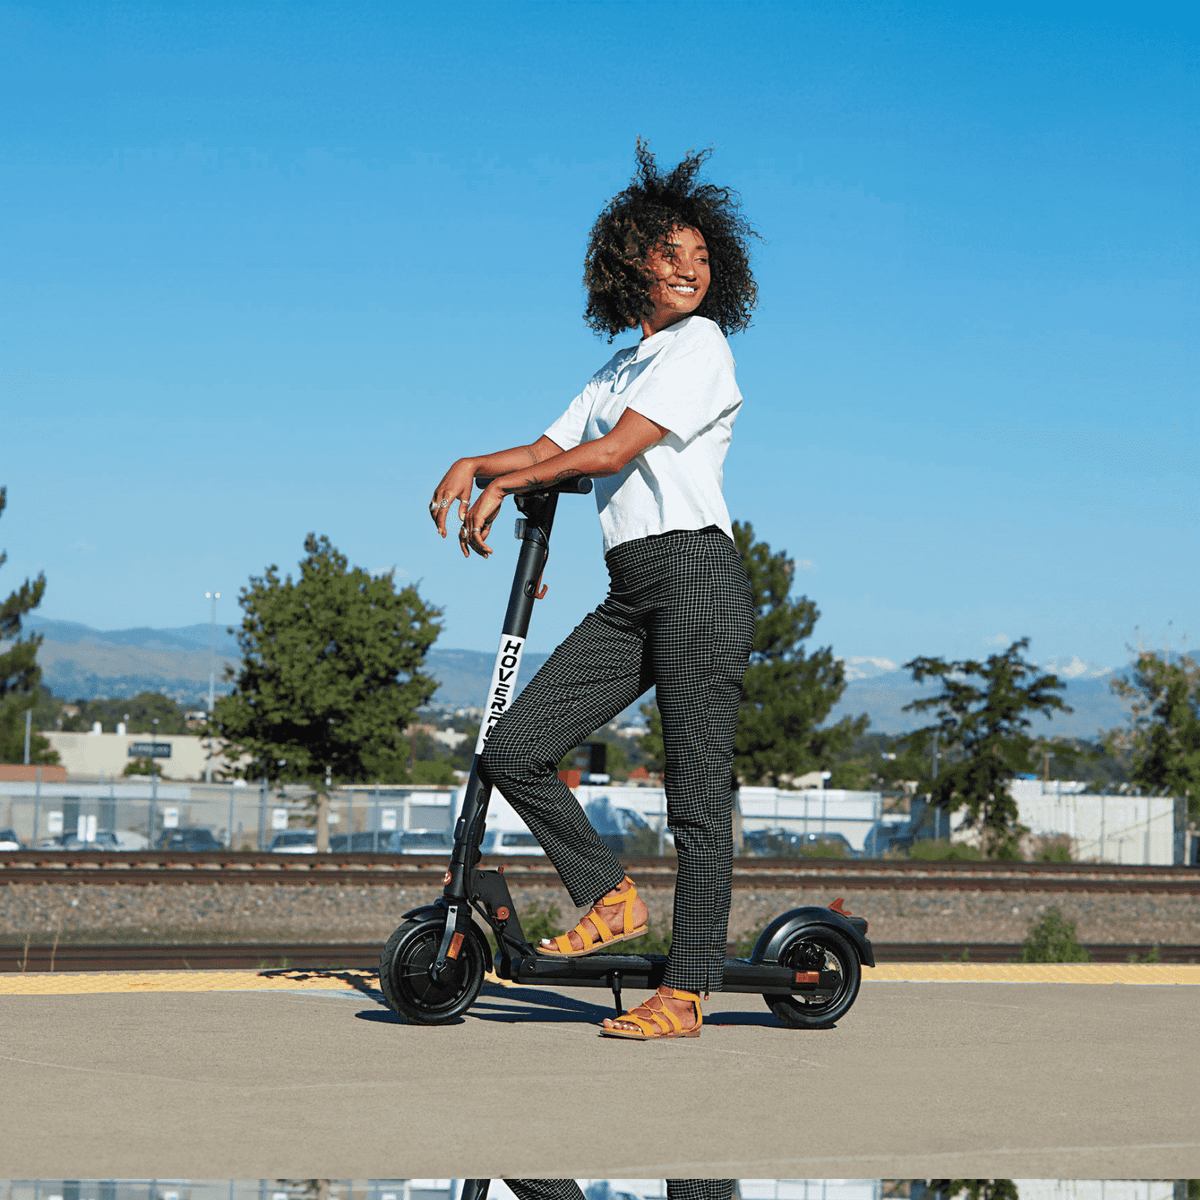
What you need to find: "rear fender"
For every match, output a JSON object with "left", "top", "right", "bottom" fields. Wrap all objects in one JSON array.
[{"left": 751, "top": 905, "right": 875, "bottom": 969}]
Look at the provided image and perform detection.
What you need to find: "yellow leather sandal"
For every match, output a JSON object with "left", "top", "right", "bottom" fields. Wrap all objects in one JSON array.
[
  {"left": 536, "top": 876, "right": 649, "bottom": 957},
  {"left": 599, "top": 986, "right": 703, "bottom": 1040}
]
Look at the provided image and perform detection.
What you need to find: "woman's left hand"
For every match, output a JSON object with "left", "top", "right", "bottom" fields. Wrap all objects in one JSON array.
[{"left": 459, "top": 483, "right": 503, "bottom": 558}]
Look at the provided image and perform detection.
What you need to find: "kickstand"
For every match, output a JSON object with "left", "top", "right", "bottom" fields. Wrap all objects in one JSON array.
[{"left": 610, "top": 970, "right": 623, "bottom": 1018}]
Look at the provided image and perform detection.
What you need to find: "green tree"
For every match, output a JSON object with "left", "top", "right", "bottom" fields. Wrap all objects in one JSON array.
[
  {"left": 926, "top": 1182, "right": 1018, "bottom": 1200},
  {"left": 1108, "top": 651, "right": 1200, "bottom": 817},
  {"left": 903, "top": 638, "right": 1070, "bottom": 857},
  {"left": 59, "top": 692, "right": 191, "bottom": 734},
  {"left": 730, "top": 520, "right": 866, "bottom": 786},
  {"left": 213, "top": 534, "right": 442, "bottom": 843},
  {"left": 0, "top": 487, "right": 58, "bottom": 765}
]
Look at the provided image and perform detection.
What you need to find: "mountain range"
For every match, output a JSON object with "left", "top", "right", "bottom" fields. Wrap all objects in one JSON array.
[{"left": 19, "top": 616, "right": 1132, "bottom": 737}]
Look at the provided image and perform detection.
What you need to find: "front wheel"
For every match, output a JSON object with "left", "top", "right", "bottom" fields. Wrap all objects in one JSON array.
[
  {"left": 378, "top": 916, "right": 487, "bottom": 1025},
  {"left": 762, "top": 923, "right": 862, "bottom": 1029}
]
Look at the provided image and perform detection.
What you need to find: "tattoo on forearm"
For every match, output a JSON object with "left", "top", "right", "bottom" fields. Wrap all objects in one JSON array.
[{"left": 500, "top": 467, "right": 584, "bottom": 496}]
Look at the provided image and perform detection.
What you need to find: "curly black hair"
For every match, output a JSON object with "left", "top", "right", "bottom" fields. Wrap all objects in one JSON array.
[{"left": 583, "top": 142, "right": 759, "bottom": 341}]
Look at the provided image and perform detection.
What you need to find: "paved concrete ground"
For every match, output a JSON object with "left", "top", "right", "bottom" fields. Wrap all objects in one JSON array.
[{"left": 2, "top": 972, "right": 1197, "bottom": 1179}]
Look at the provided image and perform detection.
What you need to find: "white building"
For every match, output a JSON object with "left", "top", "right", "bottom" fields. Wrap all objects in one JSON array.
[
  {"left": 43, "top": 730, "right": 248, "bottom": 781},
  {"left": 1004, "top": 778, "right": 1181, "bottom": 865}
]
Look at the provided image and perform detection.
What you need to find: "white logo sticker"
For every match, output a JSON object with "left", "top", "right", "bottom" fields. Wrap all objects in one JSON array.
[{"left": 474, "top": 633, "right": 527, "bottom": 754}]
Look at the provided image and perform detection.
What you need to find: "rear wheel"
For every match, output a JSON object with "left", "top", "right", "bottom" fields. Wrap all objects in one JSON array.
[
  {"left": 762, "top": 924, "right": 861, "bottom": 1029},
  {"left": 378, "top": 916, "right": 487, "bottom": 1024}
]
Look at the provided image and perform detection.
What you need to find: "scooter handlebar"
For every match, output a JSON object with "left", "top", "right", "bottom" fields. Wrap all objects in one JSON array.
[{"left": 475, "top": 475, "right": 593, "bottom": 495}]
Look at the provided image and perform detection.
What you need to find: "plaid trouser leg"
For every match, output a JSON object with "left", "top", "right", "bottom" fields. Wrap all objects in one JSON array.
[
  {"left": 506, "top": 1183, "right": 734, "bottom": 1200},
  {"left": 650, "top": 532, "right": 754, "bottom": 993},
  {"left": 481, "top": 528, "right": 752, "bottom": 991},
  {"left": 505, "top": 1184, "right": 585, "bottom": 1200},
  {"left": 480, "top": 607, "right": 652, "bottom": 907},
  {"left": 667, "top": 1184, "right": 737, "bottom": 1200}
]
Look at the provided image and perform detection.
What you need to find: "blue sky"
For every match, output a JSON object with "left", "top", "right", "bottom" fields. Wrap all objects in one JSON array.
[{"left": 2, "top": 0, "right": 1196, "bottom": 675}]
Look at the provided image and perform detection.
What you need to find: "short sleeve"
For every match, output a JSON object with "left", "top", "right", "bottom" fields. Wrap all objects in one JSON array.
[
  {"left": 627, "top": 323, "right": 738, "bottom": 443},
  {"left": 543, "top": 378, "right": 600, "bottom": 451}
]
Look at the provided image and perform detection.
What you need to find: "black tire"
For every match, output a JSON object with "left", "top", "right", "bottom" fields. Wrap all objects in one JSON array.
[
  {"left": 762, "top": 923, "right": 862, "bottom": 1029},
  {"left": 378, "top": 917, "right": 487, "bottom": 1025}
]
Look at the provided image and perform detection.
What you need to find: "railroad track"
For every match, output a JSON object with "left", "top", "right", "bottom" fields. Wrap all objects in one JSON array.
[
  {"left": 2, "top": 850, "right": 1197, "bottom": 893},
  {"left": 2, "top": 939, "right": 1196, "bottom": 973}
]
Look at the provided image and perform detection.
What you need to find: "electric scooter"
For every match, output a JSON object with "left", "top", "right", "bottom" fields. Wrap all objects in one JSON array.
[{"left": 378, "top": 477, "right": 875, "bottom": 1029}]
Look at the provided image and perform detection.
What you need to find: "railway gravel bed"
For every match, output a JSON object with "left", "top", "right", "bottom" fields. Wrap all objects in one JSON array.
[
  {"left": 3, "top": 878, "right": 1199, "bottom": 949},
  {"left": 3, "top": 851, "right": 1198, "bottom": 892}
]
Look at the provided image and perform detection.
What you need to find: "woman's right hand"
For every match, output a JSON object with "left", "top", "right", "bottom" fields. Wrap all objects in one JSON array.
[{"left": 429, "top": 459, "right": 477, "bottom": 538}]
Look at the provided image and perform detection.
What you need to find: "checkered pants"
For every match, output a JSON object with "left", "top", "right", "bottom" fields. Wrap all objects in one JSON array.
[
  {"left": 480, "top": 526, "right": 754, "bottom": 993},
  {"left": 506, "top": 1182, "right": 736, "bottom": 1200}
]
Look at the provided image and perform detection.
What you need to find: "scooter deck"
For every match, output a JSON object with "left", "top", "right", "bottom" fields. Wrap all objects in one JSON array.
[{"left": 504, "top": 951, "right": 842, "bottom": 997}]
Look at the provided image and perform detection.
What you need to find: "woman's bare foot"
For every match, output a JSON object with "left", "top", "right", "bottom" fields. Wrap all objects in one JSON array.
[
  {"left": 601, "top": 986, "right": 701, "bottom": 1037},
  {"left": 538, "top": 876, "right": 648, "bottom": 954}
]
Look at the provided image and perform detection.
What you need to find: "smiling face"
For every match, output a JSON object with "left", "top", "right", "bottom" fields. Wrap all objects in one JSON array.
[{"left": 641, "top": 224, "right": 710, "bottom": 336}]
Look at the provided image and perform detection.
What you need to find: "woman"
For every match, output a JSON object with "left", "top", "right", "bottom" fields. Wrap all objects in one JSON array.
[{"left": 429, "top": 144, "right": 758, "bottom": 1039}]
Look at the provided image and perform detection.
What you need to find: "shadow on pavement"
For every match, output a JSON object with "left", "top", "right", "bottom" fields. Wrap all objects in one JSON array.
[
  {"left": 257, "top": 966, "right": 388, "bottom": 1005},
  {"left": 705, "top": 1010, "right": 815, "bottom": 1028},
  {"left": 354, "top": 1008, "right": 405, "bottom": 1024},
  {"left": 470, "top": 984, "right": 613, "bottom": 1024}
]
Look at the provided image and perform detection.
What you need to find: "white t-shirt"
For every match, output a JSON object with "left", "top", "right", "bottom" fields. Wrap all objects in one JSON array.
[{"left": 544, "top": 316, "right": 742, "bottom": 553}]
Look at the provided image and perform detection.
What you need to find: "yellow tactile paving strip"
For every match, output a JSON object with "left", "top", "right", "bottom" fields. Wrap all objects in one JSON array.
[
  {"left": 1, "top": 962, "right": 1198, "bottom": 994},
  {"left": 0, "top": 970, "right": 377, "bottom": 996},
  {"left": 867, "top": 962, "right": 1200, "bottom": 985}
]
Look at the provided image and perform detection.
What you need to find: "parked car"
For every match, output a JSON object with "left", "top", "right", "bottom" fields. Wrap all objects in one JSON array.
[
  {"left": 582, "top": 796, "right": 667, "bottom": 855},
  {"left": 158, "top": 827, "right": 223, "bottom": 852},
  {"left": 863, "top": 819, "right": 914, "bottom": 858},
  {"left": 797, "top": 831, "right": 858, "bottom": 857},
  {"left": 268, "top": 830, "right": 318, "bottom": 853},
  {"left": 330, "top": 830, "right": 397, "bottom": 853},
  {"left": 59, "top": 831, "right": 122, "bottom": 851},
  {"left": 480, "top": 828, "right": 546, "bottom": 856},
  {"left": 0, "top": 828, "right": 23, "bottom": 851},
  {"left": 742, "top": 829, "right": 859, "bottom": 858},
  {"left": 389, "top": 829, "right": 455, "bottom": 855},
  {"left": 602, "top": 806, "right": 654, "bottom": 854}
]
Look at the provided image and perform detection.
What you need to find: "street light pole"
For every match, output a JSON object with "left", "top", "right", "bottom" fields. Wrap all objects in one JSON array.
[
  {"left": 931, "top": 729, "right": 941, "bottom": 839},
  {"left": 205, "top": 590, "right": 220, "bottom": 784},
  {"left": 150, "top": 715, "right": 160, "bottom": 845}
]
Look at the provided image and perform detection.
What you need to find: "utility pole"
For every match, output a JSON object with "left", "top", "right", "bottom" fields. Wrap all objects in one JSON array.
[
  {"left": 23, "top": 708, "right": 32, "bottom": 765},
  {"left": 150, "top": 716, "right": 159, "bottom": 845},
  {"left": 931, "top": 729, "right": 941, "bottom": 839},
  {"left": 205, "top": 590, "right": 220, "bottom": 784}
]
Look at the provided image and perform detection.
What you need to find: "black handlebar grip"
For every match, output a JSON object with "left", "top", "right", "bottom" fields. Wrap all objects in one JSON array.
[{"left": 475, "top": 476, "right": 593, "bottom": 495}]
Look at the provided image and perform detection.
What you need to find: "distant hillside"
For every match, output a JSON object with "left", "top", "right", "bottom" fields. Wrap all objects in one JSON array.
[
  {"left": 21, "top": 617, "right": 551, "bottom": 710},
  {"left": 829, "top": 668, "right": 1133, "bottom": 739},
  {"left": 19, "top": 616, "right": 1135, "bottom": 735},
  {"left": 24, "top": 617, "right": 240, "bottom": 707}
]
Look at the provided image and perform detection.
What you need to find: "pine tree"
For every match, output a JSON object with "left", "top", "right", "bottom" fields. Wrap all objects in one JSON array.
[
  {"left": 0, "top": 487, "right": 58, "bottom": 764},
  {"left": 903, "top": 638, "right": 1069, "bottom": 856},
  {"left": 732, "top": 521, "right": 867, "bottom": 785},
  {"left": 1109, "top": 651, "right": 1200, "bottom": 817}
]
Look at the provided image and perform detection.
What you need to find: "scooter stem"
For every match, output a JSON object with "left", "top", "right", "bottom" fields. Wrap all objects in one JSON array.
[{"left": 440, "top": 481, "right": 593, "bottom": 905}]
